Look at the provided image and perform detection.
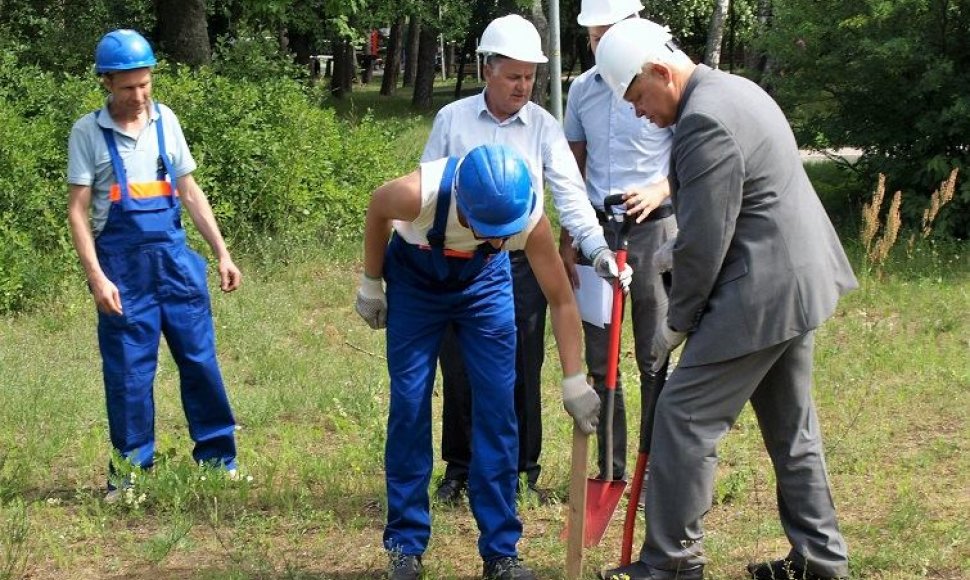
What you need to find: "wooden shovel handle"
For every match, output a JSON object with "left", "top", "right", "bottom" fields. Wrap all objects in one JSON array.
[{"left": 566, "top": 423, "right": 589, "bottom": 579}]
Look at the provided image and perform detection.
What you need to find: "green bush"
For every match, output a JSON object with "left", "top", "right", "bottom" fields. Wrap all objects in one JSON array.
[
  {"left": 0, "top": 50, "right": 415, "bottom": 314},
  {"left": 763, "top": 0, "right": 970, "bottom": 238}
]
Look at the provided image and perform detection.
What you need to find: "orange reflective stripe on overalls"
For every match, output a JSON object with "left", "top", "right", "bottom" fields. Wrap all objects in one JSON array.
[{"left": 108, "top": 180, "right": 176, "bottom": 202}]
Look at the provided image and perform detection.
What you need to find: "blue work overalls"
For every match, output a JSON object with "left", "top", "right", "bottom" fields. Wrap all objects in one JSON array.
[
  {"left": 383, "top": 159, "right": 522, "bottom": 560},
  {"left": 95, "top": 104, "right": 237, "bottom": 481}
]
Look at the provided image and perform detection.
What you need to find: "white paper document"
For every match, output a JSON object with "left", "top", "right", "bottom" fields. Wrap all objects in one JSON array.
[{"left": 573, "top": 265, "right": 613, "bottom": 328}]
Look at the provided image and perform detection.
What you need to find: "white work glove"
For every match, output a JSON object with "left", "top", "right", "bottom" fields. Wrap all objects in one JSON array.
[
  {"left": 591, "top": 248, "right": 633, "bottom": 293},
  {"left": 562, "top": 373, "right": 601, "bottom": 435},
  {"left": 650, "top": 324, "right": 687, "bottom": 372},
  {"left": 653, "top": 236, "right": 676, "bottom": 274},
  {"left": 355, "top": 273, "right": 387, "bottom": 329}
]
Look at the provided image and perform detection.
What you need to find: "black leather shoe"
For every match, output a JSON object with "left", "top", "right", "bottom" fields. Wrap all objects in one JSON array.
[
  {"left": 483, "top": 556, "right": 536, "bottom": 579},
  {"left": 747, "top": 558, "right": 846, "bottom": 580},
  {"left": 388, "top": 553, "right": 422, "bottom": 580},
  {"left": 434, "top": 478, "right": 466, "bottom": 505},
  {"left": 601, "top": 560, "right": 704, "bottom": 580}
]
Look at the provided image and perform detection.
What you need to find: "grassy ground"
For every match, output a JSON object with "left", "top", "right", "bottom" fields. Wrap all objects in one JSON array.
[
  {"left": 1, "top": 82, "right": 968, "bottom": 578},
  {"left": 1, "top": 228, "right": 967, "bottom": 579}
]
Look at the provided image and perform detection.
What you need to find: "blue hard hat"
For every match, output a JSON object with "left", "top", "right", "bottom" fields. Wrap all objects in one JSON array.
[
  {"left": 455, "top": 144, "right": 535, "bottom": 239},
  {"left": 95, "top": 29, "right": 157, "bottom": 74}
]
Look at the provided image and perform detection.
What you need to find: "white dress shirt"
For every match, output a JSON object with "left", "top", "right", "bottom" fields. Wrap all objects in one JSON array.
[{"left": 421, "top": 90, "right": 608, "bottom": 259}]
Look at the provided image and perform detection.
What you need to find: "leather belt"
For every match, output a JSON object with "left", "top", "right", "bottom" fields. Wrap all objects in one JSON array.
[{"left": 595, "top": 204, "right": 673, "bottom": 224}]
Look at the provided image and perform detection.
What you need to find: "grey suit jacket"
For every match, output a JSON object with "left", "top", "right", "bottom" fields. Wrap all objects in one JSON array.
[{"left": 668, "top": 65, "right": 858, "bottom": 367}]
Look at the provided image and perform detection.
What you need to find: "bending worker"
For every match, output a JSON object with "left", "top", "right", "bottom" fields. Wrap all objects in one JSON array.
[
  {"left": 354, "top": 144, "right": 601, "bottom": 580},
  {"left": 563, "top": 0, "right": 676, "bottom": 488},
  {"left": 595, "top": 18, "right": 857, "bottom": 580},
  {"left": 67, "top": 30, "right": 241, "bottom": 499},
  {"left": 425, "top": 14, "right": 628, "bottom": 506}
]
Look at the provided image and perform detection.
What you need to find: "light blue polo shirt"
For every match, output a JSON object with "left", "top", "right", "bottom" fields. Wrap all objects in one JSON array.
[
  {"left": 67, "top": 99, "right": 196, "bottom": 236},
  {"left": 564, "top": 66, "right": 673, "bottom": 211}
]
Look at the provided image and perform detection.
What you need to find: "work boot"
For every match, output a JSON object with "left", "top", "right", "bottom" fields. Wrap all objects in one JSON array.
[
  {"left": 434, "top": 478, "right": 466, "bottom": 505},
  {"left": 747, "top": 558, "right": 847, "bottom": 580},
  {"left": 388, "top": 553, "right": 422, "bottom": 580},
  {"left": 482, "top": 556, "right": 536, "bottom": 580}
]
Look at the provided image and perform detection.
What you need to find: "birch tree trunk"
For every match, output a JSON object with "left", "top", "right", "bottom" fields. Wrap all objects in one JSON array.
[{"left": 703, "top": 0, "right": 730, "bottom": 68}]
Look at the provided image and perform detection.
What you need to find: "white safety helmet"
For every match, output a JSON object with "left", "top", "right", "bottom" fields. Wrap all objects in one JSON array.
[
  {"left": 477, "top": 14, "right": 548, "bottom": 64},
  {"left": 596, "top": 18, "right": 675, "bottom": 98},
  {"left": 577, "top": 0, "right": 644, "bottom": 26}
]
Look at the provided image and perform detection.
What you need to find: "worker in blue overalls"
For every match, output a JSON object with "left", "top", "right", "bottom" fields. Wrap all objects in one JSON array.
[
  {"left": 67, "top": 29, "right": 241, "bottom": 501},
  {"left": 355, "top": 144, "right": 601, "bottom": 580}
]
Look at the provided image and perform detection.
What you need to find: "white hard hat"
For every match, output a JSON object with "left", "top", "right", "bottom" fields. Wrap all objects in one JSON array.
[
  {"left": 477, "top": 14, "right": 548, "bottom": 64},
  {"left": 577, "top": 0, "right": 644, "bottom": 26},
  {"left": 596, "top": 18, "right": 674, "bottom": 98}
]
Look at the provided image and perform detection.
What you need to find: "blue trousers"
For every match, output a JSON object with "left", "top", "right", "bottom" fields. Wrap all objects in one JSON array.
[
  {"left": 383, "top": 237, "right": 521, "bottom": 560},
  {"left": 96, "top": 240, "right": 237, "bottom": 476}
]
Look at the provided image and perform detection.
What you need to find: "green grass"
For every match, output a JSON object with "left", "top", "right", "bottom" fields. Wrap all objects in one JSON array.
[
  {"left": 1, "top": 231, "right": 968, "bottom": 579},
  {"left": 1, "top": 73, "right": 968, "bottom": 576}
]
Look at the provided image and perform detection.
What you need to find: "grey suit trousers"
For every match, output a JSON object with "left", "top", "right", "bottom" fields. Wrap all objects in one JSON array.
[{"left": 640, "top": 330, "right": 849, "bottom": 578}]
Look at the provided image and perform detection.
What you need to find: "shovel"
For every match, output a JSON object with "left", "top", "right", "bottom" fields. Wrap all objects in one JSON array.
[
  {"left": 582, "top": 192, "right": 632, "bottom": 547},
  {"left": 564, "top": 194, "right": 632, "bottom": 577},
  {"left": 620, "top": 353, "right": 668, "bottom": 564}
]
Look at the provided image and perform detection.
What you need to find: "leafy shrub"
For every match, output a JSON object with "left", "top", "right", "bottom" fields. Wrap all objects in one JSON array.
[
  {"left": 0, "top": 49, "right": 415, "bottom": 313},
  {"left": 763, "top": 0, "right": 970, "bottom": 238}
]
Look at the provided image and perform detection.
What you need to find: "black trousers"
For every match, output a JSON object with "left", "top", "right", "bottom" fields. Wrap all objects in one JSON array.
[{"left": 440, "top": 252, "right": 547, "bottom": 485}]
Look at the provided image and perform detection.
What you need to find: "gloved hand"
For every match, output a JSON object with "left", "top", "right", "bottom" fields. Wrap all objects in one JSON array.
[
  {"left": 650, "top": 324, "right": 687, "bottom": 372},
  {"left": 355, "top": 273, "right": 387, "bottom": 329},
  {"left": 562, "top": 373, "right": 601, "bottom": 434},
  {"left": 591, "top": 248, "right": 633, "bottom": 293},
  {"left": 652, "top": 236, "right": 676, "bottom": 273}
]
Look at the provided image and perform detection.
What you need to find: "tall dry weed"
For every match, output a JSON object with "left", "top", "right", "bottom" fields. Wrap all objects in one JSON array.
[
  {"left": 920, "top": 168, "right": 958, "bottom": 238},
  {"left": 861, "top": 173, "right": 902, "bottom": 272}
]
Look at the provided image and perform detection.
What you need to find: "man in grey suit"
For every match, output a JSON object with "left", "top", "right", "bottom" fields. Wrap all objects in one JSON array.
[{"left": 593, "top": 18, "right": 858, "bottom": 580}]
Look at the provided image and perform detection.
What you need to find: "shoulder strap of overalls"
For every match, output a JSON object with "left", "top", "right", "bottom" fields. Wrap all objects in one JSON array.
[
  {"left": 426, "top": 157, "right": 459, "bottom": 280},
  {"left": 153, "top": 102, "right": 178, "bottom": 202},
  {"left": 96, "top": 104, "right": 176, "bottom": 208},
  {"left": 457, "top": 238, "right": 501, "bottom": 282}
]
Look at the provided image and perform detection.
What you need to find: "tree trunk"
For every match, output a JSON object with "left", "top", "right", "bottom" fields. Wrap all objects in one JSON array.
[
  {"left": 287, "top": 29, "right": 313, "bottom": 66},
  {"left": 446, "top": 41, "right": 455, "bottom": 77},
  {"left": 154, "top": 0, "right": 210, "bottom": 67},
  {"left": 380, "top": 17, "right": 405, "bottom": 95},
  {"left": 403, "top": 16, "right": 421, "bottom": 88},
  {"left": 749, "top": 0, "right": 775, "bottom": 89},
  {"left": 528, "top": 0, "right": 549, "bottom": 107},
  {"left": 330, "top": 38, "right": 355, "bottom": 98},
  {"left": 703, "top": 0, "right": 730, "bottom": 68},
  {"left": 411, "top": 24, "right": 439, "bottom": 109},
  {"left": 454, "top": 34, "right": 475, "bottom": 99}
]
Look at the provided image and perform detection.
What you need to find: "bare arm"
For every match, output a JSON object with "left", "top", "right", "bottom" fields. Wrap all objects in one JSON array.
[
  {"left": 177, "top": 173, "right": 241, "bottom": 292},
  {"left": 525, "top": 216, "right": 583, "bottom": 377},
  {"left": 363, "top": 170, "right": 422, "bottom": 278},
  {"left": 68, "top": 184, "right": 122, "bottom": 315}
]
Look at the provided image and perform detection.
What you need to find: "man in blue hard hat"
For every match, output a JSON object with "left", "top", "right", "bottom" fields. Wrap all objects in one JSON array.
[
  {"left": 425, "top": 14, "right": 630, "bottom": 511},
  {"left": 67, "top": 29, "right": 242, "bottom": 500},
  {"left": 355, "top": 143, "right": 601, "bottom": 580}
]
